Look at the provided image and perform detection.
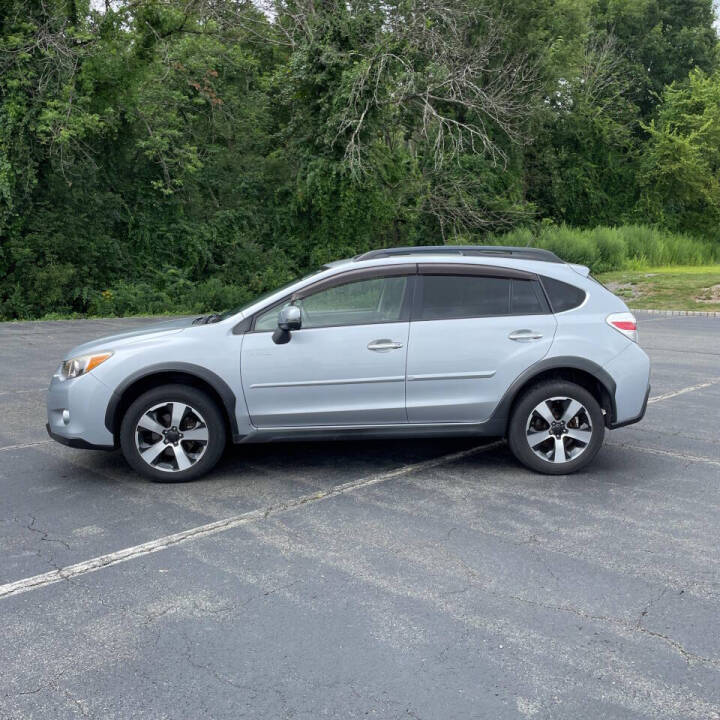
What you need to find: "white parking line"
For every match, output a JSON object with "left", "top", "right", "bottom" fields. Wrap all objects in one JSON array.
[
  {"left": 0, "top": 441, "right": 502, "bottom": 601},
  {"left": 0, "top": 388, "right": 46, "bottom": 397},
  {"left": 643, "top": 346, "right": 720, "bottom": 357},
  {"left": 648, "top": 378, "right": 720, "bottom": 404},
  {"left": 0, "top": 440, "right": 53, "bottom": 453},
  {"left": 607, "top": 442, "right": 720, "bottom": 468},
  {"left": 2, "top": 371, "right": 718, "bottom": 600}
]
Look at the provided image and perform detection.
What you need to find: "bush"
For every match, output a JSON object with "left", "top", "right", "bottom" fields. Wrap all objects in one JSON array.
[{"left": 84, "top": 274, "right": 256, "bottom": 318}]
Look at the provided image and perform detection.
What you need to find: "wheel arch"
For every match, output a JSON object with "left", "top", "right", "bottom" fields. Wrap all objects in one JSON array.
[
  {"left": 105, "top": 363, "right": 240, "bottom": 444},
  {"left": 490, "top": 357, "right": 617, "bottom": 435}
]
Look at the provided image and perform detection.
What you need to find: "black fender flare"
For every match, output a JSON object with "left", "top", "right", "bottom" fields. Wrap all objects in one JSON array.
[
  {"left": 104, "top": 362, "right": 240, "bottom": 440},
  {"left": 488, "top": 356, "right": 617, "bottom": 432}
]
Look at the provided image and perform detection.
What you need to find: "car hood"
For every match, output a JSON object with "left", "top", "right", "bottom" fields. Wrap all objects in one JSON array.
[{"left": 63, "top": 317, "right": 197, "bottom": 359}]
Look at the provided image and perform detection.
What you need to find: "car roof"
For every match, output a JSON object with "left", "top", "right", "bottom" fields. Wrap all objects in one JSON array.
[
  {"left": 353, "top": 246, "right": 563, "bottom": 264},
  {"left": 324, "top": 246, "right": 574, "bottom": 279}
]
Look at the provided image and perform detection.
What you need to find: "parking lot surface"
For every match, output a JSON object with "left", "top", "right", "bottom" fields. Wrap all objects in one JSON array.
[{"left": 1, "top": 313, "right": 719, "bottom": 719}]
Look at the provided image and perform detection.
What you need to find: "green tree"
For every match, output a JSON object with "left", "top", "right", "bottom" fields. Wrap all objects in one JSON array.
[
  {"left": 1, "top": 0, "right": 719, "bottom": 321},
  {"left": 591, "top": 0, "right": 717, "bottom": 116},
  {"left": 1, "top": 0, "right": 291, "bottom": 318},
  {"left": 525, "top": 35, "right": 640, "bottom": 225},
  {"left": 272, "top": 0, "right": 536, "bottom": 244},
  {"left": 638, "top": 68, "right": 720, "bottom": 233}
]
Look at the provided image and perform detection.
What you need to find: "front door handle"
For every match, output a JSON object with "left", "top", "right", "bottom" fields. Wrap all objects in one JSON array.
[
  {"left": 508, "top": 330, "right": 543, "bottom": 342},
  {"left": 368, "top": 339, "right": 404, "bottom": 352}
]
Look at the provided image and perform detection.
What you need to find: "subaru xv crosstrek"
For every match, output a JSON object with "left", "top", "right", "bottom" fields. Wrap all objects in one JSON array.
[{"left": 46, "top": 246, "right": 650, "bottom": 481}]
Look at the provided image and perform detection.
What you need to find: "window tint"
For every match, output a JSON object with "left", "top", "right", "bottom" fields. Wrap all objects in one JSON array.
[
  {"left": 540, "top": 276, "right": 586, "bottom": 313},
  {"left": 511, "top": 279, "right": 547, "bottom": 315},
  {"left": 301, "top": 276, "right": 407, "bottom": 328},
  {"left": 253, "top": 276, "right": 409, "bottom": 330},
  {"left": 419, "top": 275, "right": 510, "bottom": 320}
]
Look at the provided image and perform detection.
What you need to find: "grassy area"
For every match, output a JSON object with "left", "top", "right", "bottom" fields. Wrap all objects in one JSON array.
[
  {"left": 490, "top": 224, "right": 720, "bottom": 272},
  {"left": 596, "top": 265, "right": 720, "bottom": 312}
]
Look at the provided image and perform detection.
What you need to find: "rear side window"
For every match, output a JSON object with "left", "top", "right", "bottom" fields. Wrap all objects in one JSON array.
[
  {"left": 420, "top": 275, "right": 510, "bottom": 320},
  {"left": 540, "top": 276, "right": 586, "bottom": 313},
  {"left": 511, "top": 279, "right": 548, "bottom": 315}
]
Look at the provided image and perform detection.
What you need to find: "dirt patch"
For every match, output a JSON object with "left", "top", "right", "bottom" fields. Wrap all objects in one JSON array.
[
  {"left": 604, "top": 281, "right": 644, "bottom": 300},
  {"left": 696, "top": 284, "right": 720, "bottom": 304}
]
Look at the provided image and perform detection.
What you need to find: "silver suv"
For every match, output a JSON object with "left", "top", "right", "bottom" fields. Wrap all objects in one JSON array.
[{"left": 47, "top": 246, "right": 650, "bottom": 480}]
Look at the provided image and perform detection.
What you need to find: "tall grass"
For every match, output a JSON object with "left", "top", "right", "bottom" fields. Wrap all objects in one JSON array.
[{"left": 483, "top": 224, "right": 719, "bottom": 273}]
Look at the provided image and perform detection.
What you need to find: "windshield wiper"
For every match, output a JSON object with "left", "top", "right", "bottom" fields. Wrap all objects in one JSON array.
[{"left": 191, "top": 314, "right": 222, "bottom": 325}]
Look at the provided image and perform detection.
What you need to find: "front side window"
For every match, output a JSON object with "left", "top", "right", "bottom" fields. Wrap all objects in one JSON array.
[{"left": 254, "top": 275, "right": 409, "bottom": 330}]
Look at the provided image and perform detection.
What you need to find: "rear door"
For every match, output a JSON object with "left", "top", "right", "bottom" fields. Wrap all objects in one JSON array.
[{"left": 406, "top": 265, "right": 557, "bottom": 423}]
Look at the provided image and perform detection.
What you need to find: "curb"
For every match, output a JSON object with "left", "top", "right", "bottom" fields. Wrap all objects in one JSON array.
[{"left": 632, "top": 308, "right": 720, "bottom": 318}]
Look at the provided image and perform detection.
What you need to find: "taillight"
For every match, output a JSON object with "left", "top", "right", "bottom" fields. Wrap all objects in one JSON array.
[{"left": 607, "top": 312, "right": 638, "bottom": 342}]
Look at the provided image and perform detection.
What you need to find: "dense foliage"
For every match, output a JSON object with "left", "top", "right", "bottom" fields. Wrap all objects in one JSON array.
[{"left": 0, "top": 0, "right": 718, "bottom": 319}]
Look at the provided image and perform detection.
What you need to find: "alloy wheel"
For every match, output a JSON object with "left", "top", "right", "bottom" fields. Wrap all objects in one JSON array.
[
  {"left": 525, "top": 396, "right": 593, "bottom": 464},
  {"left": 134, "top": 401, "right": 210, "bottom": 473}
]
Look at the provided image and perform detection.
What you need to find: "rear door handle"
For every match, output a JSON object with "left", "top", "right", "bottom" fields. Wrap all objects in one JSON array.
[
  {"left": 508, "top": 330, "right": 543, "bottom": 342},
  {"left": 368, "top": 339, "right": 404, "bottom": 352}
]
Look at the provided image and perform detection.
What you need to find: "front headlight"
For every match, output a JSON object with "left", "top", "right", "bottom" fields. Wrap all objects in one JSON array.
[{"left": 56, "top": 352, "right": 114, "bottom": 381}]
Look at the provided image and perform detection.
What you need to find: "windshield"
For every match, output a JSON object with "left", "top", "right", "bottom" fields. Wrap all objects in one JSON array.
[{"left": 216, "top": 268, "right": 325, "bottom": 321}]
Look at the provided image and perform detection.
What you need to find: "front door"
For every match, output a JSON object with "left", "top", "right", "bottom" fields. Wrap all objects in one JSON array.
[
  {"left": 406, "top": 270, "right": 557, "bottom": 423},
  {"left": 241, "top": 273, "right": 413, "bottom": 427}
]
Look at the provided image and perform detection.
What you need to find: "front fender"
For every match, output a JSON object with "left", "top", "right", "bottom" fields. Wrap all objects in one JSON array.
[{"left": 103, "top": 361, "right": 243, "bottom": 440}]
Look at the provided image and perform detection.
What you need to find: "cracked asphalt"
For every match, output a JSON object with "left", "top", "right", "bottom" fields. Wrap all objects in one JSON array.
[{"left": 1, "top": 313, "right": 719, "bottom": 719}]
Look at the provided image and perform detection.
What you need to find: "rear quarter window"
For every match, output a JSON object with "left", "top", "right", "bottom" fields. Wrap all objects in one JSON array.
[{"left": 540, "top": 276, "right": 586, "bottom": 313}]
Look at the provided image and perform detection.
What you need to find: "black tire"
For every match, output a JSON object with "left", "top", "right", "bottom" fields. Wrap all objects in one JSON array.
[
  {"left": 119, "top": 384, "right": 226, "bottom": 482},
  {"left": 507, "top": 381, "right": 605, "bottom": 475}
]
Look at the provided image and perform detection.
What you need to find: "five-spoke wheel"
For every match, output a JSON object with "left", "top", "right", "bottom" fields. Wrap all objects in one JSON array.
[
  {"left": 120, "top": 384, "right": 226, "bottom": 482},
  {"left": 525, "top": 396, "right": 593, "bottom": 464},
  {"left": 135, "top": 401, "right": 210, "bottom": 473},
  {"left": 508, "top": 381, "right": 604, "bottom": 474}
]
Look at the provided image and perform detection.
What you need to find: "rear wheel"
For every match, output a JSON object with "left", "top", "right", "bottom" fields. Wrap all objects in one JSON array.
[
  {"left": 120, "top": 384, "right": 226, "bottom": 482},
  {"left": 507, "top": 381, "right": 605, "bottom": 475}
]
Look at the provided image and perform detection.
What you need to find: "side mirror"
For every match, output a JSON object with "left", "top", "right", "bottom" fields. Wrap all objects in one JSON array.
[
  {"left": 278, "top": 305, "right": 302, "bottom": 331},
  {"left": 272, "top": 305, "right": 301, "bottom": 344}
]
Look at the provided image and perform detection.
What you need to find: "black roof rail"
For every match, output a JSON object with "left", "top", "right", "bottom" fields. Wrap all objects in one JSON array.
[{"left": 354, "top": 245, "right": 563, "bottom": 264}]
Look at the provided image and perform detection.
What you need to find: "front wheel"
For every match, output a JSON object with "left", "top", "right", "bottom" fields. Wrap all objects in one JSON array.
[
  {"left": 507, "top": 381, "right": 605, "bottom": 475},
  {"left": 120, "top": 384, "right": 226, "bottom": 482}
]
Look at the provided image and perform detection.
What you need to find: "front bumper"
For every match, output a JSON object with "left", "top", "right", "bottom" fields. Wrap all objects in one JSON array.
[
  {"left": 46, "top": 373, "right": 117, "bottom": 449},
  {"left": 46, "top": 423, "right": 115, "bottom": 450}
]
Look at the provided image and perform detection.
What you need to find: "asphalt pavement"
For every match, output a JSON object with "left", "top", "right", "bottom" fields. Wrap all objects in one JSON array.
[{"left": 1, "top": 313, "right": 719, "bottom": 719}]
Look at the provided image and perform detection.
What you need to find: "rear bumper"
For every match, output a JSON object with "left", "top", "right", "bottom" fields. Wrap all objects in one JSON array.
[
  {"left": 603, "top": 342, "right": 651, "bottom": 429},
  {"left": 607, "top": 384, "right": 650, "bottom": 429}
]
